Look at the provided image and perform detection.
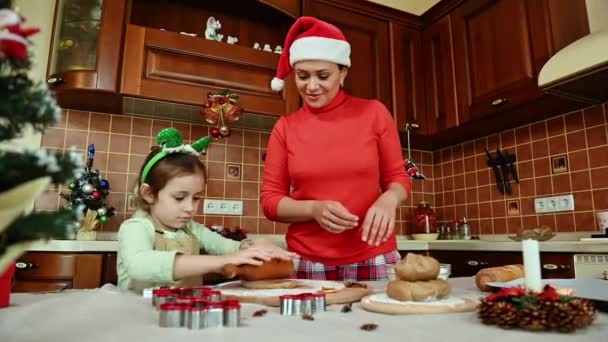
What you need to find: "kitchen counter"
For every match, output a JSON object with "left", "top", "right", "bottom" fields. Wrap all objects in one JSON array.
[
  {"left": 27, "top": 235, "right": 608, "bottom": 253},
  {"left": 1, "top": 277, "right": 605, "bottom": 342}
]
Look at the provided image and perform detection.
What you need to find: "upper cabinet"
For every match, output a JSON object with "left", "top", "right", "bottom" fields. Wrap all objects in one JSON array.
[
  {"left": 390, "top": 23, "right": 425, "bottom": 133},
  {"left": 422, "top": 15, "right": 458, "bottom": 136},
  {"left": 47, "top": 0, "right": 127, "bottom": 112},
  {"left": 302, "top": 0, "right": 392, "bottom": 111},
  {"left": 451, "top": 0, "right": 589, "bottom": 122},
  {"left": 121, "top": 0, "right": 300, "bottom": 116}
]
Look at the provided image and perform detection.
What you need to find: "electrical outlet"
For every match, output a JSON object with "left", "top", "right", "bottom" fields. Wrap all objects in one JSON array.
[
  {"left": 203, "top": 199, "right": 243, "bottom": 216},
  {"left": 534, "top": 194, "right": 574, "bottom": 213}
]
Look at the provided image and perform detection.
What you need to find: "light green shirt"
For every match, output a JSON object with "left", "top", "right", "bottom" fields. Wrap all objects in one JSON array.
[{"left": 117, "top": 210, "right": 240, "bottom": 291}]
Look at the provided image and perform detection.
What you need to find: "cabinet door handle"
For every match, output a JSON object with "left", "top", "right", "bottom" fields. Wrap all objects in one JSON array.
[
  {"left": 467, "top": 260, "right": 488, "bottom": 266},
  {"left": 15, "top": 262, "right": 38, "bottom": 270},
  {"left": 542, "top": 264, "right": 570, "bottom": 270},
  {"left": 491, "top": 97, "right": 510, "bottom": 106},
  {"left": 46, "top": 77, "right": 64, "bottom": 85}
]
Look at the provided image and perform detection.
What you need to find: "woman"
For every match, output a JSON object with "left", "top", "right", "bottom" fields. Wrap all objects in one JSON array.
[{"left": 261, "top": 17, "right": 411, "bottom": 281}]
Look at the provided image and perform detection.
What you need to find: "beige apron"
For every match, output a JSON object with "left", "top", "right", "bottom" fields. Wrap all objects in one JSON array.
[{"left": 131, "top": 225, "right": 203, "bottom": 292}]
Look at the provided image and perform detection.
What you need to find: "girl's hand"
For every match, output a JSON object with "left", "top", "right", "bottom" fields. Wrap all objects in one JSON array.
[
  {"left": 361, "top": 192, "right": 399, "bottom": 246},
  {"left": 226, "top": 247, "right": 273, "bottom": 266},
  {"left": 312, "top": 200, "right": 358, "bottom": 234},
  {"left": 241, "top": 239, "right": 297, "bottom": 261}
]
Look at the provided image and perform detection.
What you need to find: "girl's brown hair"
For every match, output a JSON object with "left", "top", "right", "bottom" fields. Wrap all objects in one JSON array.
[{"left": 135, "top": 146, "right": 207, "bottom": 211}]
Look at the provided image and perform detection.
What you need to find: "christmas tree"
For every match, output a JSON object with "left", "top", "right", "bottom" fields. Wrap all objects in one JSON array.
[
  {"left": 60, "top": 144, "right": 115, "bottom": 229},
  {"left": 0, "top": 7, "right": 83, "bottom": 272}
]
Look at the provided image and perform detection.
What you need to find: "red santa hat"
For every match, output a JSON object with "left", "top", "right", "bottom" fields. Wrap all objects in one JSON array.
[{"left": 271, "top": 17, "right": 351, "bottom": 92}]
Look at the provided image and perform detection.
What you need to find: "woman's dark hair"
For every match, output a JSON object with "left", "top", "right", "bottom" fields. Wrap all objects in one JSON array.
[{"left": 135, "top": 146, "right": 207, "bottom": 211}]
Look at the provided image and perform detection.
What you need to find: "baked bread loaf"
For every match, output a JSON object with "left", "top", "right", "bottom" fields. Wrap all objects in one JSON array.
[
  {"left": 387, "top": 279, "right": 450, "bottom": 301},
  {"left": 394, "top": 253, "right": 440, "bottom": 281},
  {"left": 475, "top": 264, "right": 524, "bottom": 291},
  {"left": 223, "top": 258, "right": 294, "bottom": 281}
]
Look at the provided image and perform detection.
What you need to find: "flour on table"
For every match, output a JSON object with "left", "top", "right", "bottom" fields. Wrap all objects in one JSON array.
[
  {"left": 216, "top": 280, "right": 345, "bottom": 297},
  {"left": 366, "top": 293, "right": 466, "bottom": 307}
]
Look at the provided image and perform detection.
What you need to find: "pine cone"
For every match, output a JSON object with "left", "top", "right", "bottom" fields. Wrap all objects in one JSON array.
[
  {"left": 540, "top": 298, "right": 596, "bottom": 332},
  {"left": 479, "top": 300, "right": 519, "bottom": 328},
  {"left": 519, "top": 304, "right": 548, "bottom": 331}
]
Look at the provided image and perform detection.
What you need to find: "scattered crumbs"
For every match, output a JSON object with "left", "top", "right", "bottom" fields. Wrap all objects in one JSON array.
[
  {"left": 360, "top": 323, "right": 378, "bottom": 331},
  {"left": 253, "top": 309, "right": 268, "bottom": 317}
]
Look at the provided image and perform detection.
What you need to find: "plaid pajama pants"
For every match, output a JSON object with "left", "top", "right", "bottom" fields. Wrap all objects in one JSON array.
[{"left": 292, "top": 250, "right": 401, "bottom": 281}]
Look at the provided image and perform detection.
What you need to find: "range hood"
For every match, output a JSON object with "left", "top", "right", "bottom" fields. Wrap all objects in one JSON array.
[
  {"left": 538, "top": 31, "right": 608, "bottom": 104},
  {"left": 538, "top": 0, "right": 608, "bottom": 104}
]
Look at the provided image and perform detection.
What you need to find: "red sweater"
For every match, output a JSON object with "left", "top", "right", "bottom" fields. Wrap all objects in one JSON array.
[{"left": 261, "top": 91, "right": 411, "bottom": 266}]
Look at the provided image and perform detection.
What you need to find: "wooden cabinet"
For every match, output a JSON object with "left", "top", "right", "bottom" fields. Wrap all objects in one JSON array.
[
  {"left": 451, "top": 0, "right": 589, "bottom": 121},
  {"left": 541, "top": 252, "right": 575, "bottom": 279},
  {"left": 428, "top": 250, "right": 522, "bottom": 277},
  {"left": 121, "top": 25, "right": 299, "bottom": 116},
  {"left": 302, "top": 0, "right": 392, "bottom": 110},
  {"left": 13, "top": 252, "right": 104, "bottom": 292},
  {"left": 424, "top": 250, "right": 575, "bottom": 278},
  {"left": 121, "top": 0, "right": 300, "bottom": 117},
  {"left": 47, "top": 0, "right": 127, "bottom": 113},
  {"left": 390, "top": 23, "right": 425, "bottom": 133},
  {"left": 421, "top": 15, "right": 458, "bottom": 135}
]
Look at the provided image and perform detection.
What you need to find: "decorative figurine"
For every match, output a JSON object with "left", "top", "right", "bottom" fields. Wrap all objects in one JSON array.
[
  {"left": 227, "top": 36, "right": 238, "bottom": 45},
  {"left": 263, "top": 44, "right": 272, "bottom": 52},
  {"left": 274, "top": 45, "right": 283, "bottom": 54},
  {"left": 204, "top": 16, "right": 222, "bottom": 41},
  {"left": 253, "top": 42, "right": 261, "bottom": 50}
]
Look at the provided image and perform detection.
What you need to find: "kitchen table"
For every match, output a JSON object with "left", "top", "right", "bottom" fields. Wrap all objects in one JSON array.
[{"left": 0, "top": 278, "right": 606, "bottom": 342}]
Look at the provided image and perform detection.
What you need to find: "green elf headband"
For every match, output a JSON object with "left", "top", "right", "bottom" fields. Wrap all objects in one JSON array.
[{"left": 140, "top": 128, "right": 211, "bottom": 183}]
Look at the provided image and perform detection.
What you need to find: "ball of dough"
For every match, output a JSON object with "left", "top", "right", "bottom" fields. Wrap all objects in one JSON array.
[
  {"left": 394, "top": 253, "right": 440, "bottom": 281},
  {"left": 387, "top": 279, "right": 451, "bottom": 302}
]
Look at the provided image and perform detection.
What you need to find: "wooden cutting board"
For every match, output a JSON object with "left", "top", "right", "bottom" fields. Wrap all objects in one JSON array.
[
  {"left": 360, "top": 293, "right": 478, "bottom": 314},
  {"left": 217, "top": 280, "right": 373, "bottom": 307}
]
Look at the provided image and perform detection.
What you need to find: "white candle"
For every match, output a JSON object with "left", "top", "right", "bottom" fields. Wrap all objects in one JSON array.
[{"left": 522, "top": 239, "right": 542, "bottom": 292}]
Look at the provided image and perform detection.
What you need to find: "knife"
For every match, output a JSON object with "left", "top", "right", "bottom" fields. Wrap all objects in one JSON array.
[
  {"left": 504, "top": 150, "right": 519, "bottom": 183},
  {"left": 485, "top": 148, "right": 504, "bottom": 194},
  {"left": 496, "top": 149, "right": 511, "bottom": 194}
]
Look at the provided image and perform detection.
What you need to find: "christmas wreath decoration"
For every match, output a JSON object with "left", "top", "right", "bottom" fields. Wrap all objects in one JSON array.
[{"left": 478, "top": 285, "right": 596, "bottom": 332}]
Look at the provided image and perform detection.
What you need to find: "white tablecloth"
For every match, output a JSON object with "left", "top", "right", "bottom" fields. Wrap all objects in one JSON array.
[{"left": 0, "top": 278, "right": 606, "bottom": 342}]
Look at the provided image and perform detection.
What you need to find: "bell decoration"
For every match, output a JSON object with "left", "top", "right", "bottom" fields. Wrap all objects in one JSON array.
[
  {"left": 200, "top": 88, "right": 243, "bottom": 140},
  {"left": 219, "top": 125, "right": 230, "bottom": 137},
  {"left": 210, "top": 127, "right": 222, "bottom": 139}
]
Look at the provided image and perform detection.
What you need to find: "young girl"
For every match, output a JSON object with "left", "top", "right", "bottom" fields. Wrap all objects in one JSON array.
[{"left": 117, "top": 128, "right": 293, "bottom": 293}]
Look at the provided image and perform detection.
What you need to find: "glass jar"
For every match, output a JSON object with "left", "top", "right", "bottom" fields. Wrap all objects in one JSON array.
[
  {"left": 413, "top": 202, "right": 437, "bottom": 234},
  {"left": 49, "top": 0, "right": 103, "bottom": 75}
]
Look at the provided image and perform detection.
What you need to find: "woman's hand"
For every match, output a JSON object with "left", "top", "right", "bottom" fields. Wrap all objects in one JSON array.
[
  {"left": 361, "top": 191, "right": 399, "bottom": 246},
  {"left": 311, "top": 200, "right": 358, "bottom": 234},
  {"left": 226, "top": 247, "right": 273, "bottom": 266},
  {"left": 241, "top": 239, "right": 297, "bottom": 261}
]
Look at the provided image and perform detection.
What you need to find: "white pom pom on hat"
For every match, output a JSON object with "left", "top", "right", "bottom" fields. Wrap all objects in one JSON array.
[
  {"left": 271, "top": 77, "right": 285, "bottom": 92},
  {"left": 271, "top": 16, "right": 351, "bottom": 92}
]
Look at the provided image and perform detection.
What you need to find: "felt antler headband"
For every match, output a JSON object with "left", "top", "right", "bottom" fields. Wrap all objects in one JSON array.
[{"left": 140, "top": 128, "right": 211, "bottom": 183}]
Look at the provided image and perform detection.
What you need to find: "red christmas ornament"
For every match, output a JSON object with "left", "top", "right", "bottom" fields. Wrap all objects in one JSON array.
[
  {"left": 211, "top": 127, "right": 222, "bottom": 138},
  {"left": 92, "top": 191, "right": 102, "bottom": 200}
]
